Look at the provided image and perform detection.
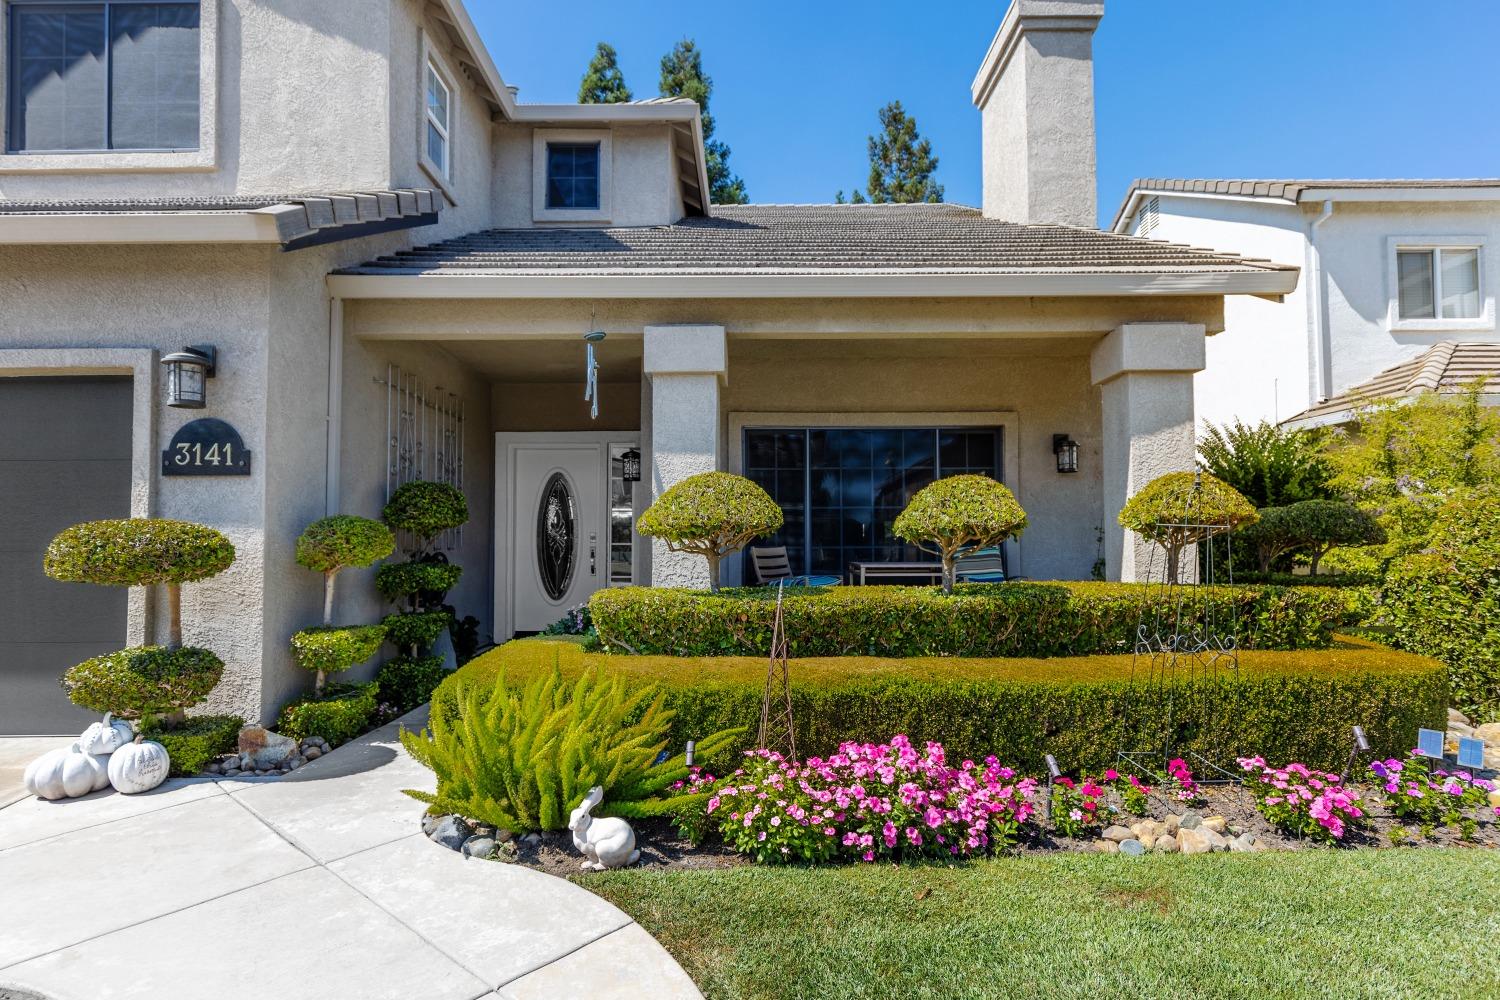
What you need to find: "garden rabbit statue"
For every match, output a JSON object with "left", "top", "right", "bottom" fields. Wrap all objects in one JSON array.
[{"left": 568, "top": 785, "right": 639, "bottom": 870}]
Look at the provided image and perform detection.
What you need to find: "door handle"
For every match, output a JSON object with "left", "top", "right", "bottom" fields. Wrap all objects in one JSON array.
[{"left": 589, "top": 533, "right": 597, "bottom": 576}]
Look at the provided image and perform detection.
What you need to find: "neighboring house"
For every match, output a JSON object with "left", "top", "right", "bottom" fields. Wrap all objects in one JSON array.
[
  {"left": 1110, "top": 179, "right": 1500, "bottom": 430},
  {"left": 0, "top": 0, "right": 1296, "bottom": 734},
  {"left": 1281, "top": 341, "right": 1500, "bottom": 429}
]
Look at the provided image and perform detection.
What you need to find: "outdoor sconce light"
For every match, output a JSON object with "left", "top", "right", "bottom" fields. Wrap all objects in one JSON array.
[
  {"left": 161, "top": 346, "right": 216, "bottom": 409},
  {"left": 1052, "top": 434, "right": 1079, "bottom": 474},
  {"left": 621, "top": 448, "right": 642, "bottom": 484}
]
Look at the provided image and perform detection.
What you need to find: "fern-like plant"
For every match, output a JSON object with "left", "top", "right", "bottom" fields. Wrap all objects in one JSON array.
[{"left": 400, "top": 666, "right": 742, "bottom": 832}]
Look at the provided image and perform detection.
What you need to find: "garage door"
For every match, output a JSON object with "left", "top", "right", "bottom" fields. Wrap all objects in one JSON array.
[{"left": 0, "top": 376, "right": 133, "bottom": 734}]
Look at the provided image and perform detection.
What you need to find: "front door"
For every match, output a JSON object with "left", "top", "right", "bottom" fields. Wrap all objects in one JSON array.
[{"left": 510, "top": 444, "right": 606, "bottom": 633}]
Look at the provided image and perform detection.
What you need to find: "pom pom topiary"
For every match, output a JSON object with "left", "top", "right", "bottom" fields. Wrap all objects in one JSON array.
[
  {"left": 636, "top": 472, "right": 783, "bottom": 591},
  {"left": 1119, "top": 472, "right": 1259, "bottom": 583},
  {"left": 297, "top": 515, "right": 395, "bottom": 626},
  {"left": 383, "top": 481, "right": 469, "bottom": 545},
  {"left": 376, "top": 655, "right": 450, "bottom": 714},
  {"left": 291, "top": 624, "right": 388, "bottom": 695},
  {"left": 277, "top": 682, "right": 378, "bottom": 745},
  {"left": 62, "top": 646, "right": 224, "bottom": 721},
  {"left": 375, "top": 561, "right": 464, "bottom": 604},
  {"left": 382, "top": 610, "right": 453, "bottom": 653},
  {"left": 892, "top": 475, "right": 1027, "bottom": 594}
]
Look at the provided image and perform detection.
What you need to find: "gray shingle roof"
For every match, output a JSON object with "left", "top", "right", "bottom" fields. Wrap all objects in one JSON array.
[
  {"left": 1282, "top": 342, "right": 1500, "bottom": 427},
  {"left": 337, "top": 203, "right": 1295, "bottom": 277},
  {"left": 1112, "top": 178, "right": 1500, "bottom": 230}
]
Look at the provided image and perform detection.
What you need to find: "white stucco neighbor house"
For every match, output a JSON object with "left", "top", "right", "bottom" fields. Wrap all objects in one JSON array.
[
  {"left": 1110, "top": 179, "right": 1500, "bottom": 430},
  {"left": 0, "top": 0, "right": 1297, "bottom": 734}
]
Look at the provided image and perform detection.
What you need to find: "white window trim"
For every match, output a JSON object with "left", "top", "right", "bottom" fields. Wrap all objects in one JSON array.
[
  {"left": 1386, "top": 235, "right": 1494, "bottom": 333},
  {"left": 418, "top": 32, "right": 458, "bottom": 199},
  {"left": 532, "top": 128, "right": 612, "bottom": 224},
  {"left": 0, "top": 0, "right": 219, "bottom": 174}
]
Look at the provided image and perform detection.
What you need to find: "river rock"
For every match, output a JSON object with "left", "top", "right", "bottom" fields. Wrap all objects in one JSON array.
[
  {"left": 430, "top": 815, "right": 472, "bottom": 851},
  {"left": 1179, "top": 812, "right": 1203, "bottom": 831},
  {"left": 461, "top": 835, "right": 496, "bottom": 859},
  {"left": 1163, "top": 814, "right": 1182, "bottom": 834},
  {"left": 1202, "top": 816, "right": 1227, "bottom": 834},
  {"left": 1119, "top": 839, "right": 1146, "bottom": 857},
  {"left": 1229, "top": 833, "right": 1260, "bottom": 853},
  {"left": 1474, "top": 722, "right": 1500, "bottom": 744},
  {"left": 1096, "top": 839, "right": 1120, "bottom": 854},
  {"left": 1154, "top": 835, "right": 1178, "bottom": 853},
  {"left": 237, "top": 726, "right": 299, "bottom": 769},
  {"left": 1102, "top": 825, "right": 1134, "bottom": 843},
  {"left": 1178, "top": 827, "right": 1229, "bottom": 855},
  {"left": 1449, "top": 707, "right": 1471, "bottom": 725}
]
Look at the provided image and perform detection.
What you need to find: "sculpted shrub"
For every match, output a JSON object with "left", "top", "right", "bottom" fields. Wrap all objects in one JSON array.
[
  {"left": 63, "top": 646, "right": 224, "bottom": 722},
  {"left": 1119, "top": 472, "right": 1257, "bottom": 583},
  {"left": 636, "top": 472, "right": 783, "bottom": 592},
  {"left": 290, "top": 624, "right": 387, "bottom": 695},
  {"left": 383, "top": 480, "right": 469, "bottom": 546},
  {"left": 892, "top": 475, "right": 1027, "bottom": 594},
  {"left": 296, "top": 515, "right": 394, "bottom": 625}
]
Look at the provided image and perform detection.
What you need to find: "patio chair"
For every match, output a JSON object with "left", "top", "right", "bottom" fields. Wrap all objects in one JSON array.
[
  {"left": 954, "top": 545, "right": 1011, "bottom": 584},
  {"left": 748, "top": 546, "right": 841, "bottom": 588}
]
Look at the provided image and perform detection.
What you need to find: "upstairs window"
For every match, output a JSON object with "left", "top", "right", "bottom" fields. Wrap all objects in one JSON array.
[
  {"left": 546, "top": 142, "right": 601, "bottom": 210},
  {"left": 1398, "top": 246, "right": 1481, "bottom": 320},
  {"left": 424, "top": 59, "right": 451, "bottom": 180},
  {"left": 6, "top": 1, "right": 200, "bottom": 153}
]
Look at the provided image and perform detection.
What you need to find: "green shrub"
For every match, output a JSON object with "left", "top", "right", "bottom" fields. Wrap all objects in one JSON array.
[
  {"left": 62, "top": 646, "right": 224, "bottom": 720},
  {"left": 296, "top": 515, "right": 394, "bottom": 574},
  {"left": 1119, "top": 472, "right": 1259, "bottom": 582},
  {"left": 382, "top": 610, "right": 453, "bottom": 651},
  {"left": 1232, "top": 572, "right": 1378, "bottom": 588},
  {"left": 44, "top": 519, "right": 235, "bottom": 587},
  {"left": 402, "top": 666, "right": 743, "bottom": 832},
  {"left": 1382, "top": 487, "right": 1500, "bottom": 720},
  {"left": 1283, "top": 499, "right": 1387, "bottom": 574},
  {"left": 290, "top": 624, "right": 387, "bottom": 695},
  {"left": 892, "top": 475, "right": 1026, "bottom": 593},
  {"left": 141, "top": 714, "right": 242, "bottom": 777},
  {"left": 438, "top": 638, "right": 1446, "bottom": 776},
  {"left": 376, "top": 655, "right": 450, "bottom": 714},
  {"left": 590, "top": 581, "right": 1354, "bottom": 658},
  {"left": 636, "top": 472, "right": 782, "bottom": 591},
  {"left": 276, "top": 681, "right": 378, "bottom": 745},
  {"left": 1198, "top": 419, "right": 1333, "bottom": 508},
  {"left": 375, "top": 561, "right": 463, "bottom": 603},
  {"left": 383, "top": 481, "right": 469, "bottom": 543}
]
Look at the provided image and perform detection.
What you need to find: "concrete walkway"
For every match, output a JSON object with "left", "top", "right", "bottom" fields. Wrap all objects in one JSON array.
[{"left": 0, "top": 709, "right": 701, "bottom": 1000}]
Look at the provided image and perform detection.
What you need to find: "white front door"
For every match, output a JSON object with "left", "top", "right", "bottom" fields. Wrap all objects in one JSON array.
[{"left": 509, "top": 443, "right": 606, "bottom": 633}]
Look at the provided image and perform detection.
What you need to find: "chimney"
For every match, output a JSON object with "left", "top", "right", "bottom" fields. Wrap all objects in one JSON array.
[{"left": 971, "top": 0, "right": 1104, "bottom": 228}]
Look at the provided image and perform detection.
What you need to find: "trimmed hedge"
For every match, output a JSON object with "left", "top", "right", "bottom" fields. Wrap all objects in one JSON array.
[
  {"left": 276, "top": 682, "right": 377, "bottom": 745},
  {"left": 376, "top": 655, "right": 450, "bottom": 714},
  {"left": 141, "top": 714, "right": 243, "bottom": 777},
  {"left": 590, "top": 582, "right": 1357, "bottom": 658},
  {"left": 436, "top": 638, "right": 1446, "bottom": 776},
  {"left": 63, "top": 646, "right": 224, "bottom": 719}
]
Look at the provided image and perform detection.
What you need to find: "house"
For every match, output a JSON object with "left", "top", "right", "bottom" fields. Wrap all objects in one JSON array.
[
  {"left": 0, "top": 0, "right": 1296, "bottom": 734},
  {"left": 1110, "top": 179, "right": 1500, "bottom": 429}
]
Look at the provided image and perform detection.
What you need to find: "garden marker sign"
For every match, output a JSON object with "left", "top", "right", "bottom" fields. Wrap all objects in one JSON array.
[{"left": 162, "top": 418, "right": 251, "bottom": 476}]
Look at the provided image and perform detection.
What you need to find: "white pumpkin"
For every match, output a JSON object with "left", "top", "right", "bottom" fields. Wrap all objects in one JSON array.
[
  {"left": 23, "top": 743, "right": 111, "bottom": 800},
  {"left": 78, "top": 712, "right": 134, "bottom": 757},
  {"left": 108, "top": 735, "right": 170, "bottom": 794}
]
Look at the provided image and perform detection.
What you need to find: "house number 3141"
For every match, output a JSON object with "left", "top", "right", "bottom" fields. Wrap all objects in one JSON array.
[{"left": 161, "top": 418, "right": 253, "bottom": 477}]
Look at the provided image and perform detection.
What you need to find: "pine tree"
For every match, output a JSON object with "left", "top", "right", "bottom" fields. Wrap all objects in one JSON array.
[
  {"left": 659, "top": 39, "right": 747, "bottom": 204},
  {"left": 865, "top": 101, "right": 943, "bottom": 204},
  {"left": 579, "top": 42, "right": 632, "bottom": 104}
]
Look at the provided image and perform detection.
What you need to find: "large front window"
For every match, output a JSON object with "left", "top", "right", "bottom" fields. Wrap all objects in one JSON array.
[
  {"left": 744, "top": 427, "right": 1003, "bottom": 578},
  {"left": 6, "top": 1, "right": 200, "bottom": 153}
]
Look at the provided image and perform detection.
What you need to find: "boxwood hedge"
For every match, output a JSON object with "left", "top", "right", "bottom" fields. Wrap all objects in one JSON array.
[
  {"left": 141, "top": 714, "right": 243, "bottom": 777},
  {"left": 62, "top": 646, "right": 224, "bottom": 719},
  {"left": 276, "top": 681, "right": 377, "bottom": 745},
  {"left": 590, "top": 582, "right": 1359, "bottom": 659},
  {"left": 435, "top": 637, "right": 1446, "bottom": 775}
]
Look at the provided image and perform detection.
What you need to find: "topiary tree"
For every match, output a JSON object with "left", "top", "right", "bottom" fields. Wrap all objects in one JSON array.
[
  {"left": 296, "top": 515, "right": 395, "bottom": 626},
  {"left": 63, "top": 646, "right": 224, "bottom": 723},
  {"left": 291, "top": 623, "right": 388, "bottom": 697},
  {"left": 383, "top": 480, "right": 469, "bottom": 550},
  {"left": 381, "top": 481, "right": 469, "bottom": 661},
  {"left": 892, "top": 475, "right": 1027, "bottom": 594},
  {"left": 637, "top": 472, "right": 783, "bottom": 592},
  {"left": 1118, "top": 472, "right": 1258, "bottom": 583},
  {"left": 1237, "top": 506, "right": 1303, "bottom": 574},
  {"left": 1282, "top": 499, "right": 1387, "bottom": 575},
  {"left": 45, "top": 519, "right": 235, "bottom": 650}
]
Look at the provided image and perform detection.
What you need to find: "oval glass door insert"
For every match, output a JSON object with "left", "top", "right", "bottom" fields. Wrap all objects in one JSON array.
[{"left": 537, "top": 472, "right": 577, "bottom": 601}]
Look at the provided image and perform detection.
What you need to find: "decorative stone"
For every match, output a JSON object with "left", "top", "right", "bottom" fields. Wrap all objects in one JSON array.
[
  {"left": 1449, "top": 707, "right": 1471, "bottom": 725},
  {"left": 1475, "top": 722, "right": 1500, "bottom": 743},
  {"left": 237, "top": 726, "right": 299, "bottom": 769},
  {"left": 304, "top": 747, "right": 322, "bottom": 760},
  {"left": 521, "top": 833, "right": 542, "bottom": 846},
  {"left": 206, "top": 761, "right": 222, "bottom": 774},
  {"left": 1229, "top": 832, "right": 1260, "bottom": 853},
  {"left": 222, "top": 768, "right": 241, "bottom": 777},
  {"left": 1154, "top": 835, "right": 1178, "bottom": 853},
  {"left": 1096, "top": 839, "right": 1120, "bottom": 854},
  {"left": 287, "top": 758, "right": 304, "bottom": 771},
  {"left": 1102, "top": 825, "right": 1134, "bottom": 843},
  {"left": 461, "top": 836, "right": 497, "bottom": 860},
  {"left": 494, "top": 840, "right": 520, "bottom": 863},
  {"left": 430, "top": 815, "right": 472, "bottom": 851},
  {"left": 1118, "top": 839, "right": 1146, "bottom": 857},
  {"left": 1178, "top": 827, "right": 1222, "bottom": 855},
  {"left": 1163, "top": 814, "right": 1182, "bottom": 834},
  {"left": 1202, "top": 816, "right": 1227, "bottom": 834},
  {"left": 495, "top": 829, "right": 515, "bottom": 844},
  {"left": 1138, "top": 833, "right": 1157, "bottom": 851},
  {"left": 421, "top": 814, "right": 440, "bottom": 836},
  {"left": 1179, "top": 811, "right": 1202, "bottom": 830}
]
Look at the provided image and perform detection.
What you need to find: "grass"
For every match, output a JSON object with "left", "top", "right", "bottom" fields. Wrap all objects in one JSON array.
[{"left": 587, "top": 849, "right": 1500, "bottom": 1000}]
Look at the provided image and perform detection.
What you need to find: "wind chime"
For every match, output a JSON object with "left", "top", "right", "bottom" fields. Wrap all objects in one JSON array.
[
  {"left": 757, "top": 582, "right": 797, "bottom": 760},
  {"left": 583, "top": 328, "right": 605, "bottom": 420}
]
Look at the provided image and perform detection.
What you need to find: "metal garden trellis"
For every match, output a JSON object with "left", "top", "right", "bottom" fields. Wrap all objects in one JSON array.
[{"left": 757, "top": 582, "right": 797, "bottom": 761}]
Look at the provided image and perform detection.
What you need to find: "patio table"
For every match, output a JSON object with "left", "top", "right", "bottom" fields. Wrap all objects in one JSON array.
[{"left": 848, "top": 561, "right": 946, "bottom": 586}]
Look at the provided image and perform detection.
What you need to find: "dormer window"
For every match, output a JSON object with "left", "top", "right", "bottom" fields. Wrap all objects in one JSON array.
[{"left": 546, "top": 142, "right": 600, "bottom": 210}]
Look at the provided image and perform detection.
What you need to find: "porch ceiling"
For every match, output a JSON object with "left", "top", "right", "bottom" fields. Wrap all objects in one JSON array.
[{"left": 428, "top": 338, "right": 643, "bottom": 383}]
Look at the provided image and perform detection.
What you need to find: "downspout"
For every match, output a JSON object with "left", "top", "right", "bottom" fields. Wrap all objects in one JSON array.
[
  {"left": 325, "top": 295, "right": 344, "bottom": 516},
  {"left": 1306, "top": 200, "right": 1335, "bottom": 402}
]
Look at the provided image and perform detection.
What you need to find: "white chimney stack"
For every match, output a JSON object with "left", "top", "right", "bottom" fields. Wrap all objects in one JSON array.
[{"left": 971, "top": 0, "right": 1104, "bottom": 228}]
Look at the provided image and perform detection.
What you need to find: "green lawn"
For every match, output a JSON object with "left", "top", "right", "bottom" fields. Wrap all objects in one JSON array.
[{"left": 587, "top": 850, "right": 1500, "bottom": 1000}]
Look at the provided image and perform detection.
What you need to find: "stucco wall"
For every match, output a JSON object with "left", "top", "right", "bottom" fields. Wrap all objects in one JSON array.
[{"left": 490, "top": 123, "right": 683, "bottom": 229}]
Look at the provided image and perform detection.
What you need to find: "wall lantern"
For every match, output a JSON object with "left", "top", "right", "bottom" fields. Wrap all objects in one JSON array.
[
  {"left": 161, "top": 346, "right": 216, "bottom": 409},
  {"left": 620, "top": 447, "right": 642, "bottom": 484},
  {"left": 1052, "top": 434, "right": 1079, "bottom": 474}
]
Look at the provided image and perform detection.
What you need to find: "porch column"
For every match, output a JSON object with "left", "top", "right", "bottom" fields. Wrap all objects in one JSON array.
[
  {"left": 644, "top": 324, "right": 727, "bottom": 588},
  {"left": 1091, "top": 323, "right": 1205, "bottom": 582}
]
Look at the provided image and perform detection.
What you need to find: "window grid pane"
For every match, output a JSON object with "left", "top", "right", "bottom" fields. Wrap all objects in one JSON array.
[
  {"left": 109, "top": 3, "right": 199, "bottom": 150},
  {"left": 1397, "top": 250, "right": 1436, "bottom": 320},
  {"left": 546, "top": 142, "right": 601, "bottom": 210},
  {"left": 1440, "top": 248, "right": 1481, "bottom": 319}
]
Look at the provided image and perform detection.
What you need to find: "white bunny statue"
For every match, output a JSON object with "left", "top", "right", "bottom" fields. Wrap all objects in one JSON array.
[{"left": 568, "top": 785, "right": 640, "bottom": 870}]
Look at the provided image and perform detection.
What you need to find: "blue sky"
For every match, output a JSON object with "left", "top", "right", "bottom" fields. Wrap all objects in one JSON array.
[{"left": 473, "top": 1, "right": 1500, "bottom": 227}]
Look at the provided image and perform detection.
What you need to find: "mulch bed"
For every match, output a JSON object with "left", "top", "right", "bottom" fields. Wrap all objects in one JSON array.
[{"left": 514, "top": 818, "right": 747, "bottom": 879}]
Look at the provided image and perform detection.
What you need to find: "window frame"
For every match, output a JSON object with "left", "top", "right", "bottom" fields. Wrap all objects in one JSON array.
[
  {"left": 1386, "top": 235, "right": 1493, "bottom": 333},
  {"left": 418, "top": 31, "right": 458, "bottom": 195},
  {"left": 531, "top": 127, "right": 612, "bottom": 223},
  {"left": 0, "top": 0, "right": 215, "bottom": 172}
]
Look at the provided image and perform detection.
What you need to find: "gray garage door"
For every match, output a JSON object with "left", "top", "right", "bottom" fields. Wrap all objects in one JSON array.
[{"left": 1, "top": 376, "right": 133, "bottom": 735}]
